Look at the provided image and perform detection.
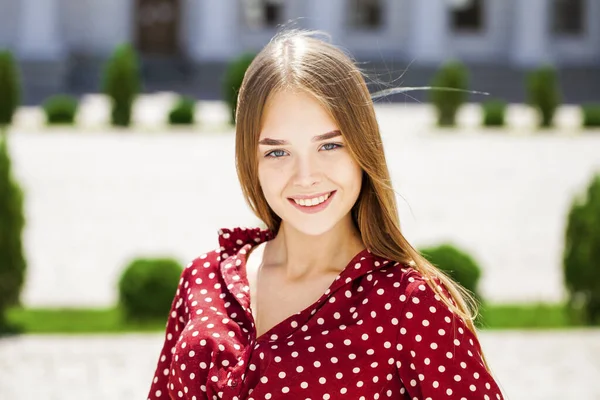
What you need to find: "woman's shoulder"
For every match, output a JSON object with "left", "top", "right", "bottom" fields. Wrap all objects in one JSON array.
[
  {"left": 179, "top": 226, "right": 273, "bottom": 281},
  {"left": 216, "top": 226, "right": 273, "bottom": 259},
  {"left": 377, "top": 261, "right": 453, "bottom": 304},
  {"left": 376, "top": 260, "right": 424, "bottom": 289}
]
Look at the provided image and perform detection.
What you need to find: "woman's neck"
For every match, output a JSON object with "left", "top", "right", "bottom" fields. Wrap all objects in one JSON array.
[{"left": 263, "top": 217, "right": 365, "bottom": 282}]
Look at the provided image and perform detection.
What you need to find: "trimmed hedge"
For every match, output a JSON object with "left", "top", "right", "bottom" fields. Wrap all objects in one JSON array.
[
  {"left": 222, "top": 53, "right": 255, "bottom": 125},
  {"left": 0, "top": 51, "right": 21, "bottom": 126},
  {"left": 563, "top": 173, "right": 600, "bottom": 325},
  {"left": 527, "top": 65, "right": 561, "bottom": 128},
  {"left": 429, "top": 60, "right": 469, "bottom": 127},
  {"left": 419, "top": 243, "right": 483, "bottom": 303},
  {"left": 482, "top": 100, "right": 506, "bottom": 127},
  {"left": 168, "top": 96, "right": 196, "bottom": 125},
  {"left": 102, "top": 44, "right": 141, "bottom": 127},
  {"left": 117, "top": 257, "right": 183, "bottom": 321},
  {"left": 582, "top": 104, "right": 600, "bottom": 128},
  {"left": 0, "top": 133, "right": 27, "bottom": 332},
  {"left": 43, "top": 95, "right": 78, "bottom": 125}
]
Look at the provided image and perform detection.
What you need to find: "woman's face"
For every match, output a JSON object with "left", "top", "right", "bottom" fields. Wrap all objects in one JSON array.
[{"left": 257, "top": 90, "right": 363, "bottom": 236}]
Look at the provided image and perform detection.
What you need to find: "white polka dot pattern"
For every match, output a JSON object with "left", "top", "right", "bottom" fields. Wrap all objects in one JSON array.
[
  {"left": 146, "top": 227, "right": 505, "bottom": 400},
  {"left": 394, "top": 274, "right": 504, "bottom": 399}
]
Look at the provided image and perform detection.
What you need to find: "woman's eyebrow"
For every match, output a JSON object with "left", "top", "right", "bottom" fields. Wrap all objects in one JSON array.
[
  {"left": 258, "top": 130, "right": 342, "bottom": 146},
  {"left": 313, "top": 130, "right": 342, "bottom": 142}
]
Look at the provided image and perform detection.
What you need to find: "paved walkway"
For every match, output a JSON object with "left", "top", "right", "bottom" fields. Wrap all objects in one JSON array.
[{"left": 1, "top": 330, "right": 599, "bottom": 400}]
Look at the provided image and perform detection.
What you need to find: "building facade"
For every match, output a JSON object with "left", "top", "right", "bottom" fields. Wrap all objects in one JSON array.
[
  {"left": 0, "top": 0, "right": 598, "bottom": 103},
  {"left": 1, "top": 0, "right": 598, "bottom": 65}
]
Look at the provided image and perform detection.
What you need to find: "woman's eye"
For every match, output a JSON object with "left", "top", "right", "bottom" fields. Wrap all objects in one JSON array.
[
  {"left": 265, "top": 143, "right": 342, "bottom": 158},
  {"left": 321, "top": 143, "right": 342, "bottom": 151},
  {"left": 266, "top": 149, "right": 286, "bottom": 158}
]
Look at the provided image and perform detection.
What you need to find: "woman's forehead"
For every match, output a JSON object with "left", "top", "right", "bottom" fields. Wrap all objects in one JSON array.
[{"left": 260, "top": 91, "right": 337, "bottom": 136}]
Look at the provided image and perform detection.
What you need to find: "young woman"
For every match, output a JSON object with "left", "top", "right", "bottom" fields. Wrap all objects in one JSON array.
[{"left": 147, "top": 29, "right": 505, "bottom": 400}]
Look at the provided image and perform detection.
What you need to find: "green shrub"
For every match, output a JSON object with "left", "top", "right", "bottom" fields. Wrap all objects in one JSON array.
[
  {"left": 117, "top": 257, "right": 183, "bottom": 321},
  {"left": 429, "top": 60, "right": 469, "bottom": 127},
  {"left": 527, "top": 65, "right": 561, "bottom": 128},
  {"left": 222, "top": 53, "right": 255, "bottom": 125},
  {"left": 563, "top": 173, "right": 600, "bottom": 325},
  {"left": 482, "top": 100, "right": 506, "bottom": 127},
  {"left": 582, "top": 104, "right": 600, "bottom": 128},
  {"left": 102, "top": 44, "right": 141, "bottom": 127},
  {"left": 168, "top": 96, "right": 196, "bottom": 125},
  {"left": 0, "top": 51, "right": 21, "bottom": 126},
  {"left": 419, "top": 243, "right": 483, "bottom": 302},
  {"left": 43, "top": 95, "right": 78, "bottom": 125},
  {"left": 0, "top": 133, "right": 27, "bottom": 331}
]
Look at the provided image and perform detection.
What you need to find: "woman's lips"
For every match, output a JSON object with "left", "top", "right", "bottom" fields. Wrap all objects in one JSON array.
[
  {"left": 287, "top": 190, "right": 336, "bottom": 214},
  {"left": 288, "top": 191, "right": 334, "bottom": 200}
]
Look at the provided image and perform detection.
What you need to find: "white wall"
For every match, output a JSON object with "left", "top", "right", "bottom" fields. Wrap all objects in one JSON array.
[
  {"left": 0, "top": 0, "right": 19, "bottom": 51},
  {"left": 238, "top": 0, "right": 308, "bottom": 55},
  {"left": 342, "top": 0, "right": 411, "bottom": 60},
  {"left": 450, "top": 0, "right": 513, "bottom": 62},
  {"left": 186, "top": 0, "right": 241, "bottom": 62},
  {"left": 237, "top": 0, "right": 412, "bottom": 61},
  {"left": 552, "top": 0, "right": 600, "bottom": 65},
  {"left": 180, "top": 0, "right": 196, "bottom": 58},
  {"left": 2, "top": 0, "right": 599, "bottom": 65},
  {"left": 61, "top": 0, "right": 134, "bottom": 56},
  {"left": 408, "top": 0, "right": 449, "bottom": 64}
]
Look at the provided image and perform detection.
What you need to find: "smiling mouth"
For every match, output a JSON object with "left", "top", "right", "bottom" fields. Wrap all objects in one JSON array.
[{"left": 287, "top": 191, "right": 336, "bottom": 209}]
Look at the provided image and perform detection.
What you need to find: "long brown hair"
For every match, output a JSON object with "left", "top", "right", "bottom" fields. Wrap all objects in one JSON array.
[{"left": 234, "top": 29, "right": 491, "bottom": 371}]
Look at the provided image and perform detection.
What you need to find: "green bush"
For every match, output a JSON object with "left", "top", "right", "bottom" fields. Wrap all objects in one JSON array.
[
  {"left": 563, "top": 173, "right": 600, "bottom": 325},
  {"left": 168, "top": 96, "right": 196, "bottom": 125},
  {"left": 222, "top": 53, "right": 255, "bottom": 125},
  {"left": 0, "top": 51, "right": 21, "bottom": 126},
  {"left": 102, "top": 44, "right": 141, "bottom": 127},
  {"left": 429, "top": 60, "right": 469, "bottom": 127},
  {"left": 482, "top": 100, "right": 506, "bottom": 127},
  {"left": 419, "top": 243, "right": 483, "bottom": 302},
  {"left": 0, "top": 133, "right": 27, "bottom": 331},
  {"left": 43, "top": 95, "right": 78, "bottom": 125},
  {"left": 117, "top": 257, "right": 183, "bottom": 321},
  {"left": 527, "top": 65, "right": 561, "bottom": 128},
  {"left": 582, "top": 104, "right": 600, "bottom": 128}
]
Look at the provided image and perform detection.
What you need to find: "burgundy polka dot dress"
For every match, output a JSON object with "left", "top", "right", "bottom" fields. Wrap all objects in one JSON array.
[{"left": 147, "top": 227, "right": 504, "bottom": 400}]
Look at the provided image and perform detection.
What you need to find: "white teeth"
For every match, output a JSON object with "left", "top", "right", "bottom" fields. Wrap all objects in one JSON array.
[{"left": 293, "top": 192, "right": 331, "bottom": 207}]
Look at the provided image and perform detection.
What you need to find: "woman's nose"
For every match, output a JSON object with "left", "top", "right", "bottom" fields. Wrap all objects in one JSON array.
[{"left": 292, "top": 155, "right": 321, "bottom": 188}]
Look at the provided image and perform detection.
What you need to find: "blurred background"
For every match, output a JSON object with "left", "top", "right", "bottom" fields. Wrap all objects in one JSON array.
[
  {"left": 1, "top": 0, "right": 599, "bottom": 104},
  {"left": 0, "top": 0, "right": 599, "bottom": 399}
]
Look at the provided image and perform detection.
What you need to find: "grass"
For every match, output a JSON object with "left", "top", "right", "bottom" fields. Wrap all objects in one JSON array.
[
  {"left": 3, "top": 307, "right": 166, "bottom": 334},
  {"left": 476, "top": 302, "right": 581, "bottom": 330},
  {"left": 0, "top": 302, "right": 590, "bottom": 335}
]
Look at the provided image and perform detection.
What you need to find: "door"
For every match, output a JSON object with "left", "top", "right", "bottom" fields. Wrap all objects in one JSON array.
[{"left": 136, "top": 0, "right": 180, "bottom": 55}]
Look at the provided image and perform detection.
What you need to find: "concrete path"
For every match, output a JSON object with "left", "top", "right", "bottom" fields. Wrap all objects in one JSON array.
[{"left": 1, "top": 330, "right": 599, "bottom": 400}]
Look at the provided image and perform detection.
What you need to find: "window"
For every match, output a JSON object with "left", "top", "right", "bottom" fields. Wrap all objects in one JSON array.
[
  {"left": 450, "top": 0, "right": 484, "bottom": 32},
  {"left": 552, "top": 0, "right": 585, "bottom": 35},
  {"left": 348, "top": 0, "right": 383, "bottom": 30},
  {"left": 243, "top": 0, "right": 283, "bottom": 29}
]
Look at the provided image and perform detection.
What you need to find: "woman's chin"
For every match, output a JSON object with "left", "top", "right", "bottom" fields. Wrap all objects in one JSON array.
[
  {"left": 289, "top": 221, "right": 337, "bottom": 237},
  {"left": 280, "top": 212, "right": 348, "bottom": 237}
]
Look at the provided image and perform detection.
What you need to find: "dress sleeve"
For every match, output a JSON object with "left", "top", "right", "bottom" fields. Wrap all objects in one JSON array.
[
  {"left": 146, "top": 265, "right": 190, "bottom": 400},
  {"left": 395, "top": 275, "right": 505, "bottom": 400}
]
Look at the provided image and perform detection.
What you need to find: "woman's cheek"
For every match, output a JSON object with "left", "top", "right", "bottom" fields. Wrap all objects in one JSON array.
[
  {"left": 332, "top": 152, "right": 359, "bottom": 173},
  {"left": 259, "top": 163, "right": 287, "bottom": 192}
]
